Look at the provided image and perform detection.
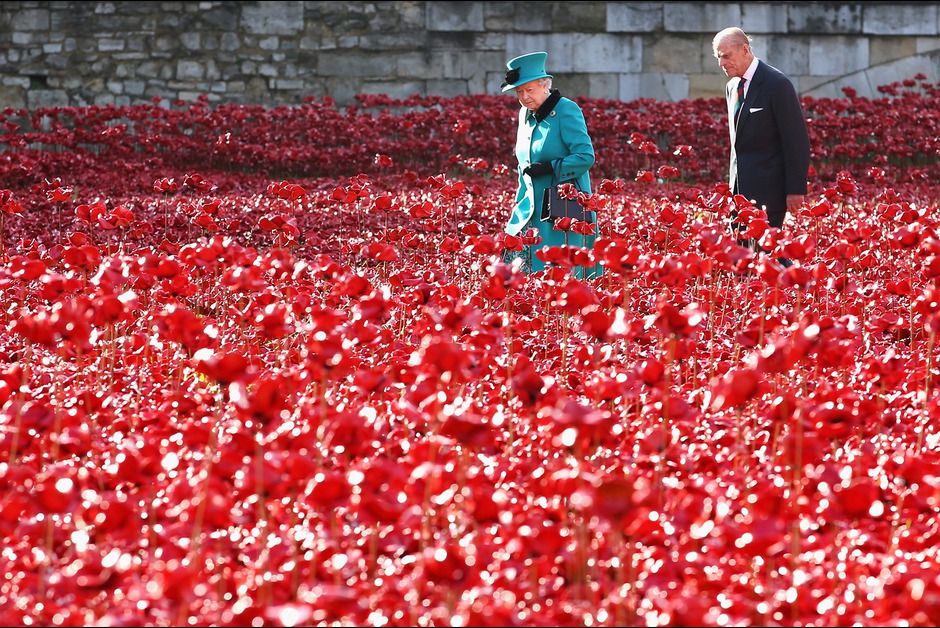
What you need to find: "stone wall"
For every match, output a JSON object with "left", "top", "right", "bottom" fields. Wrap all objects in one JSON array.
[{"left": 1, "top": 1, "right": 939, "bottom": 110}]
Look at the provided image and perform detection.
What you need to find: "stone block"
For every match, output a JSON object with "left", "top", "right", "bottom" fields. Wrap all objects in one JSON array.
[
  {"left": 221, "top": 32, "right": 241, "bottom": 52},
  {"left": 867, "top": 55, "right": 940, "bottom": 90},
  {"left": 809, "top": 36, "right": 870, "bottom": 76},
  {"left": 797, "top": 74, "right": 848, "bottom": 99},
  {"left": 359, "top": 79, "right": 425, "bottom": 100},
  {"left": 259, "top": 37, "right": 281, "bottom": 51},
  {"left": 646, "top": 34, "right": 713, "bottom": 74},
  {"left": 273, "top": 79, "right": 305, "bottom": 90},
  {"left": 915, "top": 36, "right": 940, "bottom": 53},
  {"left": 871, "top": 37, "right": 918, "bottom": 66},
  {"left": 427, "top": 78, "right": 469, "bottom": 98},
  {"left": 584, "top": 73, "right": 621, "bottom": 100},
  {"left": 458, "top": 50, "right": 506, "bottom": 82},
  {"left": 396, "top": 51, "right": 441, "bottom": 79},
  {"left": 241, "top": 1, "right": 304, "bottom": 36},
  {"left": 788, "top": 3, "right": 861, "bottom": 34},
  {"left": 12, "top": 32, "right": 36, "bottom": 45},
  {"left": 623, "top": 72, "right": 690, "bottom": 102},
  {"left": 0, "top": 85, "right": 26, "bottom": 108},
  {"left": 572, "top": 33, "right": 641, "bottom": 74},
  {"left": 505, "top": 32, "right": 641, "bottom": 75},
  {"left": 124, "top": 80, "right": 146, "bottom": 96},
  {"left": 512, "top": 7, "right": 551, "bottom": 32},
  {"left": 553, "top": 73, "right": 591, "bottom": 99},
  {"left": 177, "top": 59, "right": 205, "bottom": 81},
  {"left": 180, "top": 33, "right": 201, "bottom": 51},
  {"left": 759, "top": 35, "right": 811, "bottom": 76},
  {"left": 863, "top": 3, "right": 939, "bottom": 36},
  {"left": 257, "top": 63, "right": 279, "bottom": 78},
  {"left": 318, "top": 51, "right": 395, "bottom": 77},
  {"left": 27, "top": 88, "right": 69, "bottom": 108},
  {"left": 124, "top": 35, "right": 147, "bottom": 53},
  {"left": 195, "top": 5, "right": 239, "bottom": 31},
  {"left": 483, "top": 13, "right": 515, "bottom": 31},
  {"left": 10, "top": 8, "right": 49, "bottom": 30},
  {"left": 607, "top": 2, "right": 663, "bottom": 33},
  {"left": 688, "top": 72, "right": 726, "bottom": 100},
  {"left": 664, "top": 3, "right": 741, "bottom": 33},
  {"left": 0, "top": 76, "right": 31, "bottom": 89},
  {"left": 653, "top": 72, "right": 691, "bottom": 102},
  {"left": 98, "top": 38, "right": 126, "bottom": 52},
  {"left": 504, "top": 33, "right": 555, "bottom": 64},
  {"left": 740, "top": 3, "right": 787, "bottom": 34},
  {"left": 360, "top": 33, "right": 432, "bottom": 52},
  {"left": 552, "top": 3, "right": 607, "bottom": 33},
  {"left": 427, "top": 2, "right": 484, "bottom": 32},
  {"left": 95, "top": 94, "right": 129, "bottom": 106},
  {"left": 819, "top": 77, "right": 869, "bottom": 99},
  {"left": 44, "top": 53, "right": 68, "bottom": 70}
]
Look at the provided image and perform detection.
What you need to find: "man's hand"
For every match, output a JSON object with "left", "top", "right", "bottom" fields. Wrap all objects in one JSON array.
[{"left": 786, "top": 194, "right": 804, "bottom": 212}]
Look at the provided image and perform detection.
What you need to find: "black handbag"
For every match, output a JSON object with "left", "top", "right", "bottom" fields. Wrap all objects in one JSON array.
[{"left": 540, "top": 176, "right": 587, "bottom": 223}]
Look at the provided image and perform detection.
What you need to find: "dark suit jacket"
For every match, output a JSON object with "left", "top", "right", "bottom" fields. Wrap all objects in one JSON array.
[{"left": 727, "top": 60, "right": 810, "bottom": 228}]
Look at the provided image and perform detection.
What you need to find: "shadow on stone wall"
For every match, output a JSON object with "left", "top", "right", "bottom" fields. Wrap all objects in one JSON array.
[{"left": 803, "top": 50, "right": 940, "bottom": 99}]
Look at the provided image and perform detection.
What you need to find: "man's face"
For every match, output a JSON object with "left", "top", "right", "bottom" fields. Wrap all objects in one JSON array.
[{"left": 714, "top": 38, "right": 750, "bottom": 79}]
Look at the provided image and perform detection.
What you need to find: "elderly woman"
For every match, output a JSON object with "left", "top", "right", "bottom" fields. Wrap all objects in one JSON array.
[{"left": 501, "top": 51, "right": 601, "bottom": 278}]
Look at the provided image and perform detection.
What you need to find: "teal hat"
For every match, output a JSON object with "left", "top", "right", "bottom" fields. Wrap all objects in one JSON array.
[{"left": 501, "top": 51, "right": 553, "bottom": 92}]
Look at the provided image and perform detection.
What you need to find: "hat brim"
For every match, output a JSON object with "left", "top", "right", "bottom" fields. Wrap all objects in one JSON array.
[{"left": 501, "top": 72, "right": 553, "bottom": 93}]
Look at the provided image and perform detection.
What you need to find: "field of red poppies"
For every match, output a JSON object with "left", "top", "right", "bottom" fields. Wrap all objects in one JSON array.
[{"left": 1, "top": 76, "right": 939, "bottom": 626}]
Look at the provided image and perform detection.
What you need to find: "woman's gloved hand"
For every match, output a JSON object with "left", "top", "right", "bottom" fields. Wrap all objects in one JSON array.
[{"left": 523, "top": 161, "right": 553, "bottom": 177}]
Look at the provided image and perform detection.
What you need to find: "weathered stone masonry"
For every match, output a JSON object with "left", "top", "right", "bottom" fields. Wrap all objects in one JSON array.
[{"left": 0, "top": 1, "right": 938, "bottom": 110}]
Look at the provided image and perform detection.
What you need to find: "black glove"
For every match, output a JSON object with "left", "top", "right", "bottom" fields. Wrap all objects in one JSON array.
[{"left": 523, "top": 161, "right": 553, "bottom": 177}]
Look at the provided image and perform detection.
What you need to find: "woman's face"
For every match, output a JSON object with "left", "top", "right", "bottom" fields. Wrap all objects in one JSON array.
[{"left": 515, "top": 79, "right": 549, "bottom": 111}]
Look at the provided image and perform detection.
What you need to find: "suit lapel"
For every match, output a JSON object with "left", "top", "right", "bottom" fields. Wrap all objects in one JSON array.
[{"left": 735, "top": 61, "right": 764, "bottom": 133}]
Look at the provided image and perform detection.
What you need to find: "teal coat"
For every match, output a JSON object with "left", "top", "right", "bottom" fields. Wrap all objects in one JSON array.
[{"left": 506, "top": 90, "right": 601, "bottom": 277}]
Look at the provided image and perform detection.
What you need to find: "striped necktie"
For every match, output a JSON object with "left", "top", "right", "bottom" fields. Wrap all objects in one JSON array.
[{"left": 734, "top": 78, "right": 747, "bottom": 119}]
